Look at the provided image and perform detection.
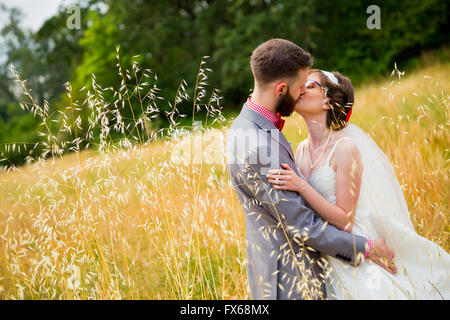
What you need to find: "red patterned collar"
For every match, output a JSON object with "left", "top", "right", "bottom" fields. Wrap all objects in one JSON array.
[{"left": 246, "top": 98, "right": 285, "bottom": 131}]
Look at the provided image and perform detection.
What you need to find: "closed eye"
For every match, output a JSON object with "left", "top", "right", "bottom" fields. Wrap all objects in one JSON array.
[{"left": 305, "top": 79, "right": 321, "bottom": 90}]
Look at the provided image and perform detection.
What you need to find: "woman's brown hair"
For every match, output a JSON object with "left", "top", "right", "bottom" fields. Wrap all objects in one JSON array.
[{"left": 309, "top": 69, "right": 354, "bottom": 130}]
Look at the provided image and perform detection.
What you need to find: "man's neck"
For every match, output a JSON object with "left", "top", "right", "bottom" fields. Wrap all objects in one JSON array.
[{"left": 250, "top": 88, "right": 277, "bottom": 115}]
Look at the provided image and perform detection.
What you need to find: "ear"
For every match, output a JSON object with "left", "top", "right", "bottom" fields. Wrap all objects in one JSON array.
[{"left": 275, "top": 82, "right": 288, "bottom": 97}]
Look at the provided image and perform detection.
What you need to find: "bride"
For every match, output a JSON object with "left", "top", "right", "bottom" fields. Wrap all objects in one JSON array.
[{"left": 266, "top": 69, "right": 449, "bottom": 299}]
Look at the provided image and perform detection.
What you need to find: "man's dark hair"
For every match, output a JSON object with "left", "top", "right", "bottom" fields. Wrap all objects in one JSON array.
[{"left": 250, "top": 38, "right": 313, "bottom": 86}]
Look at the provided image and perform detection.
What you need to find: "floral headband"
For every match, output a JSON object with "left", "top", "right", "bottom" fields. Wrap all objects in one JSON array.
[{"left": 321, "top": 70, "right": 339, "bottom": 85}]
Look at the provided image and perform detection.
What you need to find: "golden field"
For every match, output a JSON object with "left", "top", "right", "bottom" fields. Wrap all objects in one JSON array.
[{"left": 0, "top": 59, "right": 448, "bottom": 299}]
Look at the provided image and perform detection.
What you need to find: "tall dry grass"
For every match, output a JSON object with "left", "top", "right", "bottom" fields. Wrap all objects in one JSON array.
[{"left": 0, "top": 49, "right": 448, "bottom": 299}]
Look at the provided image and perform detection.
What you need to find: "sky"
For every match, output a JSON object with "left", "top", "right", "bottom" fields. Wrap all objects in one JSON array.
[
  {"left": 0, "top": 0, "right": 67, "bottom": 31},
  {"left": 0, "top": 0, "right": 107, "bottom": 64}
]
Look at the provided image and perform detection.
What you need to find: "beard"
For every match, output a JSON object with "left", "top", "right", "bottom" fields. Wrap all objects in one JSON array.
[{"left": 275, "top": 87, "right": 298, "bottom": 117}]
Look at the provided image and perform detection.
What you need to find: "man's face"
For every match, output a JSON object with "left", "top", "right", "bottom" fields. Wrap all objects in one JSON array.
[{"left": 275, "top": 68, "right": 309, "bottom": 117}]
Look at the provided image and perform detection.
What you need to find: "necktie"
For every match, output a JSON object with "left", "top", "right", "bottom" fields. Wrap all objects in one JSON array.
[{"left": 276, "top": 113, "right": 285, "bottom": 131}]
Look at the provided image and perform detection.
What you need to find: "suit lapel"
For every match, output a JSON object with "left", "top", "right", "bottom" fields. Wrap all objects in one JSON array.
[
  {"left": 239, "top": 103, "right": 295, "bottom": 161},
  {"left": 269, "top": 128, "right": 295, "bottom": 162}
]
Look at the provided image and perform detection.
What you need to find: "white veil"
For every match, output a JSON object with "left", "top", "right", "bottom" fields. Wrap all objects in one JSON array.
[
  {"left": 341, "top": 122, "right": 449, "bottom": 299},
  {"left": 341, "top": 123, "right": 415, "bottom": 238}
]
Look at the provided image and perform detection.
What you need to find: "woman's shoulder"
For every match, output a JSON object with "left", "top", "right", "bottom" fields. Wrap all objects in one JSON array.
[
  {"left": 333, "top": 137, "right": 360, "bottom": 156},
  {"left": 332, "top": 137, "right": 362, "bottom": 169},
  {"left": 336, "top": 136, "right": 357, "bottom": 149}
]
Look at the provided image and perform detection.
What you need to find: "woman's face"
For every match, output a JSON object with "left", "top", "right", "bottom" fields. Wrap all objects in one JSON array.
[{"left": 294, "top": 72, "right": 329, "bottom": 116}]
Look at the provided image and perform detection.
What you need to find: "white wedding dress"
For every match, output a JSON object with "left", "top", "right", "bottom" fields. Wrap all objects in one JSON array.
[{"left": 295, "top": 127, "right": 449, "bottom": 300}]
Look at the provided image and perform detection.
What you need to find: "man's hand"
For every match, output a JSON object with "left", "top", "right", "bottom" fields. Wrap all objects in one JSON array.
[{"left": 368, "top": 238, "right": 397, "bottom": 274}]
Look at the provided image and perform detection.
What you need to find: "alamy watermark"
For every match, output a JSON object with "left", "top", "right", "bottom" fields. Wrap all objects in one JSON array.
[
  {"left": 66, "top": 4, "right": 81, "bottom": 30},
  {"left": 168, "top": 120, "right": 282, "bottom": 175},
  {"left": 366, "top": 5, "right": 381, "bottom": 29}
]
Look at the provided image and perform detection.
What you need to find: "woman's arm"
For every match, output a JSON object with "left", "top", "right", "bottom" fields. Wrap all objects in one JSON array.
[{"left": 267, "top": 139, "right": 363, "bottom": 232}]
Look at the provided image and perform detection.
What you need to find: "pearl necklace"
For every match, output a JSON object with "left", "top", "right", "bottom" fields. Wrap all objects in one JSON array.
[{"left": 306, "top": 130, "right": 334, "bottom": 172}]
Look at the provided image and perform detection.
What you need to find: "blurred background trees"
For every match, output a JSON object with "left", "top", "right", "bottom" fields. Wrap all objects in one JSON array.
[{"left": 0, "top": 0, "right": 448, "bottom": 166}]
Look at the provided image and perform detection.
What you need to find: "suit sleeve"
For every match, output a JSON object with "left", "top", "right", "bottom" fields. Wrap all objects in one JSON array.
[{"left": 234, "top": 146, "right": 368, "bottom": 266}]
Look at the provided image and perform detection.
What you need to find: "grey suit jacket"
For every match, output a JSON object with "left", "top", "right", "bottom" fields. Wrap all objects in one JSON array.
[{"left": 226, "top": 103, "right": 367, "bottom": 300}]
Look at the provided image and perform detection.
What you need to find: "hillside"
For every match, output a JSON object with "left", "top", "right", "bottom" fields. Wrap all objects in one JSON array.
[{"left": 0, "top": 61, "right": 448, "bottom": 299}]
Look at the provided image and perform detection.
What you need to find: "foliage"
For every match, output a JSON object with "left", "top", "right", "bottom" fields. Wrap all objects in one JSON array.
[{"left": 0, "top": 0, "right": 448, "bottom": 165}]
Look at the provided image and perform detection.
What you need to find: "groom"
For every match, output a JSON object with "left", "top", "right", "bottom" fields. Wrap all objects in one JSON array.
[{"left": 226, "top": 39, "right": 396, "bottom": 300}]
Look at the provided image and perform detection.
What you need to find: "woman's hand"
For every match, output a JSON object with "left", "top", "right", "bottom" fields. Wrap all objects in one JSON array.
[{"left": 266, "top": 163, "right": 306, "bottom": 193}]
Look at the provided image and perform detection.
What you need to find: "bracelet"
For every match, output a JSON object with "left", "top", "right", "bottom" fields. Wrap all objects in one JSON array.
[{"left": 364, "top": 239, "right": 372, "bottom": 259}]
